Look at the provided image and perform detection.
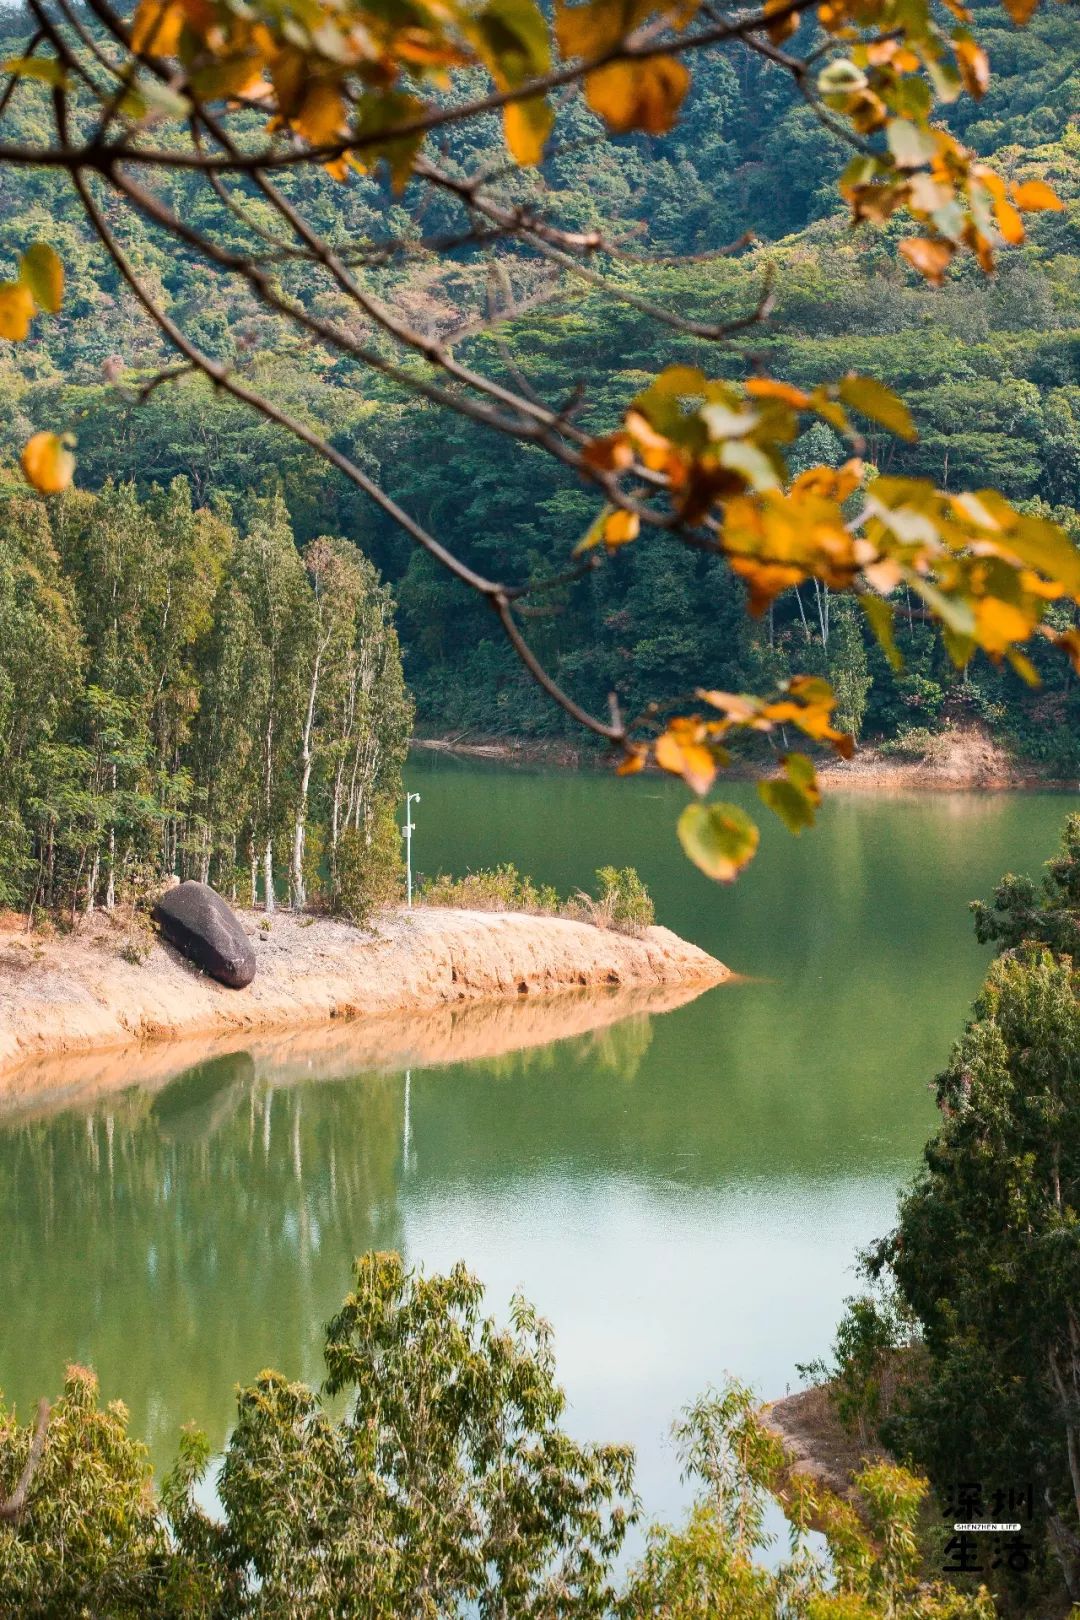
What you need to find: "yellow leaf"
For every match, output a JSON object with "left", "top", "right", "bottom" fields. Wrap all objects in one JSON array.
[
  {"left": 0, "top": 281, "right": 34, "bottom": 341},
  {"left": 21, "top": 431, "right": 75, "bottom": 494},
  {"left": 1006, "top": 648, "right": 1040, "bottom": 686},
  {"left": 898, "top": 237, "right": 954, "bottom": 285},
  {"left": 654, "top": 729, "right": 717, "bottom": 796},
  {"left": 20, "top": 243, "right": 63, "bottom": 315},
  {"left": 130, "top": 0, "right": 187, "bottom": 55},
  {"left": 764, "top": 0, "right": 799, "bottom": 43},
  {"left": 838, "top": 374, "right": 917, "bottom": 442},
  {"left": 555, "top": 0, "right": 654, "bottom": 61},
  {"left": 582, "top": 432, "right": 634, "bottom": 472},
  {"left": 745, "top": 377, "right": 810, "bottom": 408},
  {"left": 604, "top": 509, "right": 640, "bottom": 547},
  {"left": 503, "top": 95, "right": 553, "bottom": 165},
  {"left": 1001, "top": 0, "right": 1039, "bottom": 22},
  {"left": 1005, "top": 513, "right": 1080, "bottom": 595},
  {"left": 585, "top": 55, "right": 689, "bottom": 135},
  {"left": 1012, "top": 179, "right": 1063, "bottom": 212},
  {"left": 294, "top": 80, "right": 348, "bottom": 146},
  {"left": 974, "top": 595, "right": 1032, "bottom": 654},
  {"left": 993, "top": 195, "right": 1025, "bottom": 245},
  {"left": 677, "top": 801, "right": 759, "bottom": 883},
  {"left": 954, "top": 37, "right": 989, "bottom": 98}
]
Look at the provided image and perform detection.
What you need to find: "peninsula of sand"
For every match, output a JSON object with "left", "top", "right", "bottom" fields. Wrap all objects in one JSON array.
[{"left": 0, "top": 905, "right": 728, "bottom": 1093}]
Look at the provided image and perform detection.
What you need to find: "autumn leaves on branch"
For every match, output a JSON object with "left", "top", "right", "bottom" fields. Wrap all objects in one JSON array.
[{"left": 0, "top": 0, "right": 1076, "bottom": 880}]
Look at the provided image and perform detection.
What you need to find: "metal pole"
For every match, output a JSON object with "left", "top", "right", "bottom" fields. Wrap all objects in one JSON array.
[{"left": 403, "top": 791, "right": 420, "bottom": 907}]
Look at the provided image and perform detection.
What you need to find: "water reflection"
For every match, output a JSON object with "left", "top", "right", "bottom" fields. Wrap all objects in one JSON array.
[
  {"left": 0, "top": 774, "right": 1076, "bottom": 1533},
  {"left": 0, "top": 991, "right": 691, "bottom": 1470}
]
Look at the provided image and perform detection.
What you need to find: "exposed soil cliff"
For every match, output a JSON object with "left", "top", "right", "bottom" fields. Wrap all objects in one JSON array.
[{"left": 0, "top": 905, "right": 727, "bottom": 1087}]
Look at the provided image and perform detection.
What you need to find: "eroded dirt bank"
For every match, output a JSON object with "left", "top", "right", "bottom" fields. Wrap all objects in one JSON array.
[
  {"left": 0, "top": 976, "right": 711, "bottom": 1121},
  {"left": 0, "top": 905, "right": 727, "bottom": 1086}
]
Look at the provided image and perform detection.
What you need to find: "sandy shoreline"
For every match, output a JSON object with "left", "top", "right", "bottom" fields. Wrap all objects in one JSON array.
[
  {"left": 0, "top": 905, "right": 727, "bottom": 1092},
  {"left": 415, "top": 723, "right": 1070, "bottom": 793}
]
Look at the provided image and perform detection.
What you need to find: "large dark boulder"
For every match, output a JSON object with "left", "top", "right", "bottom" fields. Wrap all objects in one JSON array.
[{"left": 153, "top": 881, "right": 256, "bottom": 989}]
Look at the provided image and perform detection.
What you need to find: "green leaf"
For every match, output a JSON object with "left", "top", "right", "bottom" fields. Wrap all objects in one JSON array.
[
  {"left": 677, "top": 801, "right": 760, "bottom": 882},
  {"left": 910, "top": 577, "right": 976, "bottom": 637},
  {"left": 860, "top": 594, "right": 903, "bottom": 671},
  {"left": 1, "top": 55, "right": 67, "bottom": 86},
  {"left": 885, "top": 119, "right": 937, "bottom": 172},
  {"left": 758, "top": 752, "right": 820, "bottom": 834},
  {"left": 20, "top": 242, "right": 63, "bottom": 315},
  {"left": 838, "top": 375, "right": 917, "bottom": 442}
]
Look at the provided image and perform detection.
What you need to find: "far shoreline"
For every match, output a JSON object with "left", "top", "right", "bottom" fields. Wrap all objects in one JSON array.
[{"left": 413, "top": 721, "right": 1076, "bottom": 795}]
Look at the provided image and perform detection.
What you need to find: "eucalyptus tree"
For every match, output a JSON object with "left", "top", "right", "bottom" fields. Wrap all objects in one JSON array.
[
  {"left": 292, "top": 535, "right": 410, "bottom": 912},
  {"left": 0, "top": 492, "right": 82, "bottom": 912},
  {"left": 222, "top": 494, "right": 314, "bottom": 911}
]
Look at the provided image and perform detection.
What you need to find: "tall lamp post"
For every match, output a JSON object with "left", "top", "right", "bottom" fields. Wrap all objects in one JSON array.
[{"left": 403, "top": 791, "right": 420, "bottom": 907}]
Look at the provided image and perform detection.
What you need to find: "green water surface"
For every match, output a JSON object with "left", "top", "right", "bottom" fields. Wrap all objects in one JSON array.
[{"left": 0, "top": 762, "right": 1074, "bottom": 1528}]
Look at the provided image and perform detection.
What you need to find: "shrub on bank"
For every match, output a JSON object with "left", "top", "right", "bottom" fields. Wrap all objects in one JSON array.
[{"left": 417, "top": 863, "right": 655, "bottom": 936}]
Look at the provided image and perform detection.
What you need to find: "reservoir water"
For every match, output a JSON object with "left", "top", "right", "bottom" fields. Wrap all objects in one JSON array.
[{"left": 0, "top": 761, "right": 1074, "bottom": 1532}]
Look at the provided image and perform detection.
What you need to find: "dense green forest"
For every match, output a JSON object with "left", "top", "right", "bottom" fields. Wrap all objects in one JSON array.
[
  {"left": 1, "top": 3, "right": 1080, "bottom": 765},
  {"left": 0, "top": 478, "right": 409, "bottom": 915}
]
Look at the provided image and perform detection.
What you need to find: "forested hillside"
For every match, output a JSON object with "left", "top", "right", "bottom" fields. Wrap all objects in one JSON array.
[{"left": 2, "top": 1, "right": 1079, "bottom": 766}]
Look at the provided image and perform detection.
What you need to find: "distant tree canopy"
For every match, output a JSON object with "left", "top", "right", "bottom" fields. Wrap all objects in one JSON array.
[
  {"left": 1, "top": 0, "right": 1080, "bottom": 878},
  {"left": 0, "top": 477, "right": 410, "bottom": 917}
]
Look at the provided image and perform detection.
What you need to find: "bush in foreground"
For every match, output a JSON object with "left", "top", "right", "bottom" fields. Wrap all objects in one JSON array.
[{"left": 1, "top": 1255, "right": 993, "bottom": 1618}]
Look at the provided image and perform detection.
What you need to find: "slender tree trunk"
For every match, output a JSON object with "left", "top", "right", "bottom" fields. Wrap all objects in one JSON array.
[
  {"left": 85, "top": 849, "right": 99, "bottom": 915},
  {"left": 291, "top": 652, "right": 322, "bottom": 912},
  {"left": 105, "top": 827, "right": 116, "bottom": 910},
  {"left": 250, "top": 841, "right": 258, "bottom": 909},
  {"left": 813, "top": 579, "right": 830, "bottom": 650},
  {"left": 794, "top": 586, "right": 812, "bottom": 646},
  {"left": 264, "top": 840, "right": 275, "bottom": 914}
]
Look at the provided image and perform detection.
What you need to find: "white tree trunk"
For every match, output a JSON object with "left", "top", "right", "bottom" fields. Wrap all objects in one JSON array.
[
  {"left": 264, "top": 840, "right": 275, "bottom": 914},
  {"left": 290, "top": 650, "right": 322, "bottom": 912}
]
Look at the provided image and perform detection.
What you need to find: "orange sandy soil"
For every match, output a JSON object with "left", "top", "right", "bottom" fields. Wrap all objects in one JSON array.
[
  {"left": 818, "top": 723, "right": 1058, "bottom": 793},
  {"left": 761, "top": 1383, "right": 890, "bottom": 1507},
  {"left": 0, "top": 904, "right": 727, "bottom": 1097}
]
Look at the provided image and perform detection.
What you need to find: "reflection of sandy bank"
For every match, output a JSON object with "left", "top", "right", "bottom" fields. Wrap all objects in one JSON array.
[
  {"left": 0, "top": 970, "right": 721, "bottom": 1121},
  {"left": 0, "top": 904, "right": 726, "bottom": 1092}
]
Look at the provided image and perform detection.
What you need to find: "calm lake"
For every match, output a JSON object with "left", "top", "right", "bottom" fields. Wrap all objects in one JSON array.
[{"left": 0, "top": 761, "right": 1075, "bottom": 1533}]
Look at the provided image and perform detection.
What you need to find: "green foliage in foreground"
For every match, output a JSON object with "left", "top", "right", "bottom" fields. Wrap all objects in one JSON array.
[
  {"left": 820, "top": 817, "right": 1080, "bottom": 1609},
  {"left": 871, "top": 948, "right": 1080, "bottom": 1607},
  {"left": 0, "top": 1255, "right": 994, "bottom": 1619},
  {"left": 970, "top": 811, "right": 1080, "bottom": 960},
  {"left": 418, "top": 863, "right": 656, "bottom": 936}
]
